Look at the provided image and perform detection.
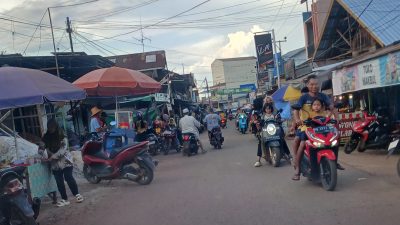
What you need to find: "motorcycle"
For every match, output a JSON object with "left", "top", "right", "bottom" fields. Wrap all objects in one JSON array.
[
  {"left": 228, "top": 113, "right": 233, "bottom": 121},
  {"left": 292, "top": 104, "right": 340, "bottom": 191},
  {"left": 81, "top": 132, "right": 157, "bottom": 185},
  {"left": 260, "top": 109, "right": 287, "bottom": 167},
  {"left": 344, "top": 111, "right": 390, "bottom": 154},
  {"left": 162, "top": 126, "right": 181, "bottom": 155},
  {"left": 182, "top": 133, "right": 199, "bottom": 156},
  {"left": 220, "top": 117, "right": 227, "bottom": 129},
  {"left": 0, "top": 166, "right": 41, "bottom": 225},
  {"left": 387, "top": 137, "right": 400, "bottom": 177},
  {"left": 210, "top": 127, "right": 224, "bottom": 149},
  {"left": 238, "top": 114, "right": 248, "bottom": 134}
]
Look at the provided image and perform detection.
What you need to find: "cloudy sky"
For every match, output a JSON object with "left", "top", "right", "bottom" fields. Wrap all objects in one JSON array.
[{"left": 0, "top": 0, "right": 306, "bottom": 86}]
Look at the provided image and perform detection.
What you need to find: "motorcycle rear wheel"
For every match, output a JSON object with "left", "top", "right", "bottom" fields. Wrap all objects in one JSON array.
[
  {"left": 83, "top": 165, "right": 101, "bottom": 184},
  {"left": 9, "top": 206, "right": 36, "bottom": 225},
  {"left": 320, "top": 158, "right": 337, "bottom": 191},
  {"left": 136, "top": 164, "right": 154, "bottom": 185},
  {"left": 270, "top": 147, "right": 281, "bottom": 167}
]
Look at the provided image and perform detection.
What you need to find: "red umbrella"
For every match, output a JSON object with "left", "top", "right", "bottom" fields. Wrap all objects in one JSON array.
[{"left": 73, "top": 66, "right": 161, "bottom": 96}]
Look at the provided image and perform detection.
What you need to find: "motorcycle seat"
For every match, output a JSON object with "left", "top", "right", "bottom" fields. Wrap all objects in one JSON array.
[{"left": 109, "top": 142, "right": 143, "bottom": 159}]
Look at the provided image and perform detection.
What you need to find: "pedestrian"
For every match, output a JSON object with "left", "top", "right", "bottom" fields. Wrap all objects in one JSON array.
[
  {"left": 89, "top": 106, "right": 107, "bottom": 134},
  {"left": 42, "top": 119, "right": 83, "bottom": 207}
]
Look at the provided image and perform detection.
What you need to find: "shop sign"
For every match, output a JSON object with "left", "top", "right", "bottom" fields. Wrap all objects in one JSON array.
[
  {"left": 333, "top": 50, "right": 400, "bottom": 96},
  {"left": 338, "top": 118, "right": 357, "bottom": 138},
  {"left": 155, "top": 93, "right": 169, "bottom": 102},
  {"left": 215, "top": 87, "right": 253, "bottom": 95}
]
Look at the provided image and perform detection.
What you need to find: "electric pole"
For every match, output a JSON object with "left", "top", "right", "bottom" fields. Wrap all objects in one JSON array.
[
  {"left": 271, "top": 29, "right": 281, "bottom": 88},
  {"left": 66, "top": 17, "right": 74, "bottom": 53},
  {"left": 205, "top": 77, "right": 211, "bottom": 107}
]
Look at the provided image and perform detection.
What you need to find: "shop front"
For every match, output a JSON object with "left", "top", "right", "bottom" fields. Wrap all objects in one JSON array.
[{"left": 332, "top": 46, "right": 400, "bottom": 141}]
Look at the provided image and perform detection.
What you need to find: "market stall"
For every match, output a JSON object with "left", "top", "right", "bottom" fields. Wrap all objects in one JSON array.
[{"left": 0, "top": 66, "right": 86, "bottom": 199}]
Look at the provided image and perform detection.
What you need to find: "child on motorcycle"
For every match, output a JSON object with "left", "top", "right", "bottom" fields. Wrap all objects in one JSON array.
[
  {"left": 254, "top": 104, "right": 275, "bottom": 167},
  {"left": 293, "top": 98, "right": 327, "bottom": 180}
]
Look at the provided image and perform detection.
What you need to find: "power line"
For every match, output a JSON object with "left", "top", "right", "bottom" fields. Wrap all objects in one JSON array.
[{"left": 22, "top": 9, "right": 48, "bottom": 55}]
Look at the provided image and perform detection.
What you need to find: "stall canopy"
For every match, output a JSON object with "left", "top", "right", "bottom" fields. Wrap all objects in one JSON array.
[
  {"left": 73, "top": 66, "right": 161, "bottom": 96},
  {"left": 0, "top": 67, "right": 86, "bottom": 110},
  {"left": 271, "top": 85, "right": 301, "bottom": 102}
]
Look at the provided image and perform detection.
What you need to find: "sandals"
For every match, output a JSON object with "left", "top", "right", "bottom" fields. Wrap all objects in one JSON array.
[
  {"left": 57, "top": 199, "right": 70, "bottom": 207},
  {"left": 76, "top": 194, "right": 84, "bottom": 203},
  {"left": 292, "top": 174, "right": 300, "bottom": 181}
]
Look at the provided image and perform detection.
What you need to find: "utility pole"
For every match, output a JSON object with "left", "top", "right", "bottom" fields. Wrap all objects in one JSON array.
[
  {"left": 271, "top": 29, "right": 281, "bottom": 88},
  {"left": 182, "top": 63, "right": 185, "bottom": 74},
  {"left": 134, "top": 16, "right": 151, "bottom": 53},
  {"left": 48, "top": 8, "right": 60, "bottom": 78},
  {"left": 66, "top": 17, "right": 74, "bottom": 53},
  {"left": 205, "top": 77, "right": 211, "bottom": 107}
]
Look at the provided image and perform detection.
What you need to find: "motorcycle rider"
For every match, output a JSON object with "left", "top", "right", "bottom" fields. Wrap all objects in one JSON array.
[
  {"left": 203, "top": 108, "right": 222, "bottom": 143},
  {"left": 292, "top": 75, "right": 343, "bottom": 180},
  {"left": 179, "top": 108, "right": 206, "bottom": 153},
  {"left": 135, "top": 111, "right": 148, "bottom": 142}
]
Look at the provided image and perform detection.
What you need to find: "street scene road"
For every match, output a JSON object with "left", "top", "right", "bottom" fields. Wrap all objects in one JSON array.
[{"left": 37, "top": 121, "right": 400, "bottom": 225}]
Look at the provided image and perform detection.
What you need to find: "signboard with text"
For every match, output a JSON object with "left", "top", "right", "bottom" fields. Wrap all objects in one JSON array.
[{"left": 254, "top": 33, "right": 274, "bottom": 71}]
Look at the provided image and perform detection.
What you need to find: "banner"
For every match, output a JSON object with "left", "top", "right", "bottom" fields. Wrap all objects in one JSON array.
[
  {"left": 254, "top": 33, "right": 274, "bottom": 71},
  {"left": 215, "top": 87, "right": 253, "bottom": 95},
  {"left": 333, "top": 50, "right": 400, "bottom": 96}
]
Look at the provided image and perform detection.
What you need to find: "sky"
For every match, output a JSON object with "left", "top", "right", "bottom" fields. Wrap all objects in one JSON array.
[{"left": 0, "top": 0, "right": 307, "bottom": 87}]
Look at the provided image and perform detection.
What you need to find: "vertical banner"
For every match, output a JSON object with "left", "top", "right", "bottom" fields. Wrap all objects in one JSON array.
[{"left": 254, "top": 33, "right": 274, "bottom": 71}]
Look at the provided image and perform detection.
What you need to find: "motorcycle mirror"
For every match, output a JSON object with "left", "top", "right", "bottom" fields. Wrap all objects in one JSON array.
[
  {"left": 110, "top": 121, "right": 117, "bottom": 126},
  {"left": 291, "top": 104, "right": 301, "bottom": 110}
]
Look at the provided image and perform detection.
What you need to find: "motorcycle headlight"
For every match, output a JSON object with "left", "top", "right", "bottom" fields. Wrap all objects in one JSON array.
[
  {"left": 331, "top": 140, "right": 338, "bottom": 147},
  {"left": 313, "top": 141, "right": 323, "bottom": 148},
  {"left": 266, "top": 124, "right": 277, "bottom": 135}
]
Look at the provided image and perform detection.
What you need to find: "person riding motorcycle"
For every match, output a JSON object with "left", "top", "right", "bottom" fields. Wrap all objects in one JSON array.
[
  {"left": 292, "top": 75, "right": 343, "bottom": 181},
  {"left": 179, "top": 108, "right": 206, "bottom": 153},
  {"left": 135, "top": 111, "right": 148, "bottom": 142},
  {"left": 203, "top": 108, "right": 222, "bottom": 142}
]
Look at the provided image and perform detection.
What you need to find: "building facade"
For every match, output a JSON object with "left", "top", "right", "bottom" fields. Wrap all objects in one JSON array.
[{"left": 211, "top": 57, "right": 257, "bottom": 89}]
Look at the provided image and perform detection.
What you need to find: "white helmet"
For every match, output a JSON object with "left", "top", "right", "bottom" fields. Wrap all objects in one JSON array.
[{"left": 182, "top": 108, "right": 189, "bottom": 114}]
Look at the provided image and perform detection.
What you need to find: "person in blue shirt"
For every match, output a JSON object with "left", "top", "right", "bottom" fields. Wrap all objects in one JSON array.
[
  {"left": 89, "top": 106, "right": 107, "bottom": 134},
  {"left": 203, "top": 108, "right": 222, "bottom": 141}
]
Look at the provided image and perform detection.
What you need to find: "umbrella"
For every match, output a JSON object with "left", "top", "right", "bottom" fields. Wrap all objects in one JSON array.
[
  {"left": 0, "top": 67, "right": 86, "bottom": 110},
  {"left": 73, "top": 66, "right": 161, "bottom": 96},
  {"left": 271, "top": 85, "right": 301, "bottom": 102}
]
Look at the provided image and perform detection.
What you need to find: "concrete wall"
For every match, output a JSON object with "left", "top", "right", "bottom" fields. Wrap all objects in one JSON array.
[
  {"left": 211, "top": 60, "right": 225, "bottom": 85},
  {"left": 223, "top": 59, "right": 257, "bottom": 89}
]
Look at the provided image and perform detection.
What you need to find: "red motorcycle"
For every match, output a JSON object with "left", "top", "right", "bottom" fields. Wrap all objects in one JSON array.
[
  {"left": 292, "top": 104, "right": 340, "bottom": 191},
  {"left": 344, "top": 111, "right": 390, "bottom": 154},
  {"left": 81, "top": 133, "right": 157, "bottom": 185},
  {"left": 220, "top": 117, "right": 227, "bottom": 129}
]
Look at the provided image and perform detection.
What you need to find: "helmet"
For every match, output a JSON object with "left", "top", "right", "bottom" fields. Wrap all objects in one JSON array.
[{"left": 182, "top": 108, "right": 189, "bottom": 114}]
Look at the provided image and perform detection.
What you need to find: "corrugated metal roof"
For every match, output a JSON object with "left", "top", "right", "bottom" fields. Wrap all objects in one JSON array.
[{"left": 339, "top": 0, "right": 400, "bottom": 46}]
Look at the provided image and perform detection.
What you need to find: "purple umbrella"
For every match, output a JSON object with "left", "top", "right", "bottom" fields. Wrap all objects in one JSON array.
[{"left": 0, "top": 67, "right": 86, "bottom": 110}]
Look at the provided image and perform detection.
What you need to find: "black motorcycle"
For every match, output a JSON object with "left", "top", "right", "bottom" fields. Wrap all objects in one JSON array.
[
  {"left": 182, "top": 133, "right": 199, "bottom": 156},
  {"left": 0, "top": 167, "right": 40, "bottom": 225},
  {"left": 260, "top": 109, "right": 288, "bottom": 167},
  {"left": 387, "top": 137, "right": 400, "bottom": 177},
  {"left": 210, "top": 127, "right": 224, "bottom": 149}
]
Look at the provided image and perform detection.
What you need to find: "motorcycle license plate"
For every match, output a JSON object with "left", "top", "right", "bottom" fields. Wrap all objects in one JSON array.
[
  {"left": 314, "top": 126, "right": 330, "bottom": 134},
  {"left": 388, "top": 139, "right": 399, "bottom": 151},
  {"left": 163, "top": 131, "right": 172, "bottom": 135}
]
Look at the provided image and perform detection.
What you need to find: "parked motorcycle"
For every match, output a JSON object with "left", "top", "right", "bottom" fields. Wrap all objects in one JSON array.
[
  {"left": 182, "top": 133, "right": 199, "bottom": 156},
  {"left": 162, "top": 126, "right": 181, "bottom": 155},
  {"left": 81, "top": 133, "right": 157, "bottom": 185},
  {"left": 238, "top": 114, "right": 248, "bottom": 134},
  {"left": 292, "top": 104, "right": 340, "bottom": 191},
  {"left": 0, "top": 166, "right": 41, "bottom": 225},
  {"left": 260, "top": 109, "right": 286, "bottom": 167},
  {"left": 210, "top": 127, "right": 224, "bottom": 149},
  {"left": 344, "top": 111, "right": 390, "bottom": 154},
  {"left": 387, "top": 137, "right": 400, "bottom": 177}
]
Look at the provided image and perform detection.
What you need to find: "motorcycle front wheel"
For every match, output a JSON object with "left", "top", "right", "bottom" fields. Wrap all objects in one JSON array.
[
  {"left": 83, "top": 165, "right": 101, "bottom": 184},
  {"left": 344, "top": 138, "right": 359, "bottom": 154},
  {"left": 136, "top": 164, "right": 154, "bottom": 185},
  {"left": 397, "top": 158, "right": 400, "bottom": 177},
  {"left": 320, "top": 158, "right": 337, "bottom": 191},
  {"left": 269, "top": 147, "right": 281, "bottom": 167},
  {"left": 9, "top": 206, "right": 36, "bottom": 225}
]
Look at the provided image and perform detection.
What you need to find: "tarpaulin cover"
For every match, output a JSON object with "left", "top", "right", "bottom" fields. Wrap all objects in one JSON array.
[{"left": 0, "top": 67, "right": 86, "bottom": 110}]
